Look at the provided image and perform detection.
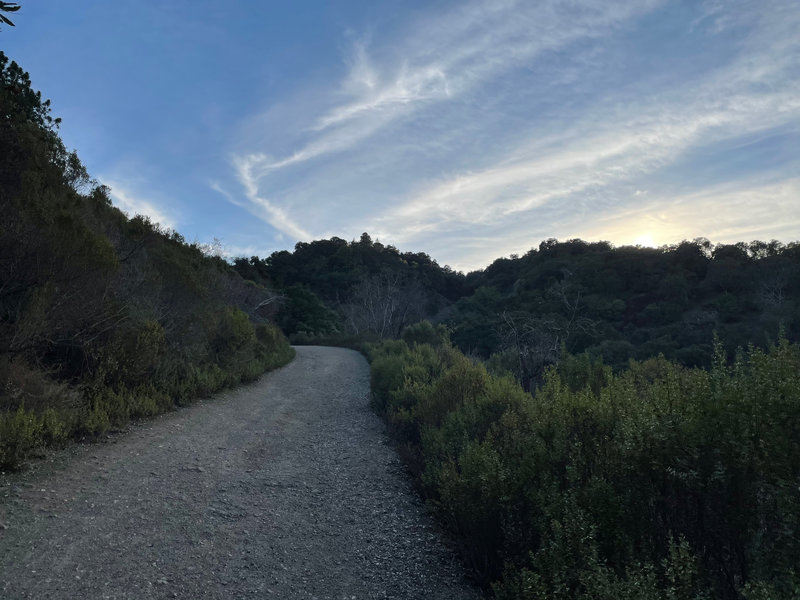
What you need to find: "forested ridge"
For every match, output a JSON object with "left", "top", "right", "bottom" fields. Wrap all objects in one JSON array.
[
  {"left": 237, "top": 234, "right": 799, "bottom": 375},
  {"left": 0, "top": 52, "right": 294, "bottom": 468}
]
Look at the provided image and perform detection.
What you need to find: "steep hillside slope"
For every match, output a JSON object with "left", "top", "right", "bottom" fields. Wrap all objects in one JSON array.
[{"left": 0, "top": 52, "right": 293, "bottom": 468}]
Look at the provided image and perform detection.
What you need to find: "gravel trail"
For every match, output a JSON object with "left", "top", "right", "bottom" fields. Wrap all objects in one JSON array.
[{"left": 0, "top": 346, "right": 481, "bottom": 599}]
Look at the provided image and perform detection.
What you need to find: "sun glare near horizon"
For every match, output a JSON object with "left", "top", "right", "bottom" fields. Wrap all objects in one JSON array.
[{"left": 633, "top": 233, "right": 657, "bottom": 248}]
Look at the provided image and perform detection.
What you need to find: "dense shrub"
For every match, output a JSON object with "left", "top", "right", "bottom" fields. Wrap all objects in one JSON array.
[
  {"left": 369, "top": 332, "right": 800, "bottom": 599},
  {"left": 401, "top": 320, "right": 451, "bottom": 348}
]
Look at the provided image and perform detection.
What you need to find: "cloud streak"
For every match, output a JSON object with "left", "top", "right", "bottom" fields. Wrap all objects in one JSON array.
[
  {"left": 225, "top": 0, "right": 800, "bottom": 268},
  {"left": 374, "top": 89, "right": 800, "bottom": 239},
  {"left": 230, "top": 0, "right": 667, "bottom": 237},
  {"left": 226, "top": 157, "right": 311, "bottom": 241},
  {"left": 105, "top": 179, "right": 176, "bottom": 229}
]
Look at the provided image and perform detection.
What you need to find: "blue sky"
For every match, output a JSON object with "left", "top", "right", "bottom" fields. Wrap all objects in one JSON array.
[{"left": 4, "top": 0, "right": 799, "bottom": 271}]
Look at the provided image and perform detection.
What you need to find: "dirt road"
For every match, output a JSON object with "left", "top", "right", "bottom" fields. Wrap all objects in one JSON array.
[{"left": 0, "top": 346, "right": 481, "bottom": 599}]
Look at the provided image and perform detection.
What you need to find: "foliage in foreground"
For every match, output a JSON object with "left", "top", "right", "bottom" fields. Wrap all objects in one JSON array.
[
  {"left": 0, "top": 52, "right": 294, "bottom": 469},
  {"left": 370, "top": 328, "right": 800, "bottom": 599}
]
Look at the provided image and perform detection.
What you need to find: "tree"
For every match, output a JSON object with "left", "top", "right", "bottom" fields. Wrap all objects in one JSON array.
[
  {"left": 498, "top": 310, "right": 561, "bottom": 391},
  {"left": 0, "top": 2, "right": 20, "bottom": 28},
  {"left": 341, "top": 273, "right": 426, "bottom": 338},
  {"left": 277, "top": 285, "right": 339, "bottom": 336}
]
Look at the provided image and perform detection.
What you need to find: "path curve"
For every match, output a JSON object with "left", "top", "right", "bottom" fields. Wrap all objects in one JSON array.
[{"left": 0, "top": 346, "right": 481, "bottom": 599}]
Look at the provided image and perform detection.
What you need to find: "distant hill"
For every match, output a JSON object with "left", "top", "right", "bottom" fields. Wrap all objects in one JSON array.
[{"left": 240, "top": 234, "right": 799, "bottom": 384}]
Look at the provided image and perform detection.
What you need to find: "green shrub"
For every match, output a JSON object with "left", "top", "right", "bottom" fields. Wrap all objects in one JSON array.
[
  {"left": 0, "top": 406, "right": 40, "bottom": 469},
  {"left": 413, "top": 354, "right": 488, "bottom": 428},
  {"left": 39, "top": 407, "right": 70, "bottom": 445},
  {"left": 369, "top": 336, "right": 800, "bottom": 598},
  {"left": 82, "top": 400, "right": 110, "bottom": 436},
  {"left": 370, "top": 350, "right": 410, "bottom": 413},
  {"left": 402, "top": 320, "right": 451, "bottom": 348},
  {"left": 485, "top": 348, "right": 519, "bottom": 378}
]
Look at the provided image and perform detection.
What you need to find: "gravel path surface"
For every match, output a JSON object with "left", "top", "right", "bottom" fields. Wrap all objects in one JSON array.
[{"left": 0, "top": 346, "right": 481, "bottom": 599}]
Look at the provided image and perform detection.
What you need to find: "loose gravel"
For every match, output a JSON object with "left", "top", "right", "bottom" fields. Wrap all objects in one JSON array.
[{"left": 0, "top": 346, "right": 482, "bottom": 599}]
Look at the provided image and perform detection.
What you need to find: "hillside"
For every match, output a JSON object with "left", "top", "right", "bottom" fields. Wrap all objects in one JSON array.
[
  {"left": 238, "top": 235, "right": 799, "bottom": 384},
  {"left": 0, "top": 52, "right": 294, "bottom": 468}
]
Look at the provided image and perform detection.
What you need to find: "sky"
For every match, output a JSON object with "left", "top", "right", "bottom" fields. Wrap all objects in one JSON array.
[{"left": 3, "top": 0, "right": 799, "bottom": 272}]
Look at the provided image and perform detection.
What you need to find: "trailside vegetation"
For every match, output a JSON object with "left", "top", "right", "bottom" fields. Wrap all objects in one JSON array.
[
  {"left": 0, "top": 52, "right": 294, "bottom": 469},
  {"left": 369, "top": 327, "right": 800, "bottom": 599}
]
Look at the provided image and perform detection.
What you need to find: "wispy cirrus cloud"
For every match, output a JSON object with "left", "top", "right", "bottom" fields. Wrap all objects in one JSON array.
[
  {"left": 371, "top": 89, "right": 800, "bottom": 241},
  {"left": 15, "top": 0, "right": 797, "bottom": 270},
  {"left": 221, "top": 158, "right": 311, "bottom": 241},
  {"left": 364, "top": 0, "right": 800, "bottom": 242},
  {"left": 230, "top": 0, "right": 666, "bottom": 235},
  {"left": 224, "top": 0, "right": 800, "bottom": 269}
]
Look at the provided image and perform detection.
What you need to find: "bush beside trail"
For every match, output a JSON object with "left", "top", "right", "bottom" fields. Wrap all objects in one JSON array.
[{"left": 369, "top": 325, "right": 800, "bottom": 599}]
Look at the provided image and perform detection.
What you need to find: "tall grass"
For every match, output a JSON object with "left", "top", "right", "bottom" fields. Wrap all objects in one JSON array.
[{"left": 1, "top": 322, "right": 294, "bottom": 469}]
